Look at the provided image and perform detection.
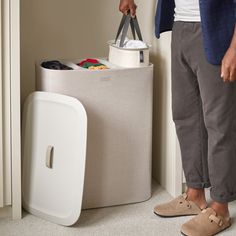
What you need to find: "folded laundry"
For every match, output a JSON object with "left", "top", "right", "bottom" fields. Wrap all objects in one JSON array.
[
  {"left": 79, "top": 58, "right": 99, "bottom": 66},
  {"left": 115, "top": 38, "right": 148, "bottom": 49},
  {"left": 78, "top": 58, "right": 109, "bottom": 70},
  {"left": 41, "top": 60, "right": 73, "bottom": 70},
  {"left": 123, "top": 40, "right": 148, "bottom": 49},
  {"left": 88, "top": 65, "right": 108, "bottom": 70}
]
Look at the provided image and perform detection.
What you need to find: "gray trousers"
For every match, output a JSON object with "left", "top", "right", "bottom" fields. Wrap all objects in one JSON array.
[{"left": 171, "top": 21, "right": 236, "bottom": 203}]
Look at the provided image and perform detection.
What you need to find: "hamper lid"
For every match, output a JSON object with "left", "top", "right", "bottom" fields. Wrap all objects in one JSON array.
[{"left": 22, "top": 92, "right": 87, "bottom": 226}]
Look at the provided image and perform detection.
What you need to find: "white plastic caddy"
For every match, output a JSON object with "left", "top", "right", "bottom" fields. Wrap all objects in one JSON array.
[{"left": 108, "top": 14, "right": 150, "bottom": 67}]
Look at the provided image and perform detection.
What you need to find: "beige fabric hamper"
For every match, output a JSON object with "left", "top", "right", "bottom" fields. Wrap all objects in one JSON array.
[{"left": 36, "top": 58, "right": 153, "bottom": 209}]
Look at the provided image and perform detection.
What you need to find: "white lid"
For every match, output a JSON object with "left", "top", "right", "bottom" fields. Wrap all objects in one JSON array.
[{"left": 22, "top": 92, "right": 87, "bottom": 226}]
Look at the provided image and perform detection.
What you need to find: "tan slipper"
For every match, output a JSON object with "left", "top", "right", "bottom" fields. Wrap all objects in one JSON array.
[
  {"left": 181, "top": 207, "right": 231, "bottom": 236},
  {"left": 154, "top": 193, "right": 205, "bottom": 217}
]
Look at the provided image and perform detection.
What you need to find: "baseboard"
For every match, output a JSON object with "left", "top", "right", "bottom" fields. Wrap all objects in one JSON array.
[{"left": 0, "top": 206, "right": 12, "bottom": 218}]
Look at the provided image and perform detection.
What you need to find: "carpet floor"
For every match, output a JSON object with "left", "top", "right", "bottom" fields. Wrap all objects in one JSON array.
[{"left": 0, "top": 181, "right": 236, "bottom": 236}]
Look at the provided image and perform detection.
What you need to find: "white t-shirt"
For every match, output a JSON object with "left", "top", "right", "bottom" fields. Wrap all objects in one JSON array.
[{"left": 174, "top": 0, "right": 201, "bottom": 22}]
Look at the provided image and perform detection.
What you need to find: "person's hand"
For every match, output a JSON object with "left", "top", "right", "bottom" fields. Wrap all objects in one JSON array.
[
  {"left": 221, "top": 30, "right": 236, "bottom": 82},
  {"left": 119, "top": 0, "right": 137, "bottom": 17},
  {"left": 221, "top": 46, "right": 236, "bottom": 82}
]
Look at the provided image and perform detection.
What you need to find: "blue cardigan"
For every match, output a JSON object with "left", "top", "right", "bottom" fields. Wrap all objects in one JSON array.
[{"left": 155, "top": 0, "right": 236, "bottom": 65}]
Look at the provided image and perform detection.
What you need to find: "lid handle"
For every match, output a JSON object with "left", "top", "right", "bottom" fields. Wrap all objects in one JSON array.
[{"left": 46, "top": 146, "right": 54, "bottom": 169}]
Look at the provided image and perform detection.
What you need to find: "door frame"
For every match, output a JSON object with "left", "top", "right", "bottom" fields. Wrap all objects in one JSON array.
[
  {"left": 10, "top": 0, "right": 21, "bottom": 219},
  {"left": 0, "top": 0, "right": 4, "bottom": 208},
  {"left": 1, "top": 0, "right": 21, "bottom": 219}
]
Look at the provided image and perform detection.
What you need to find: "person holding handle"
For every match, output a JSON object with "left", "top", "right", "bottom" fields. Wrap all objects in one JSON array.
[{"left": 119, "top": 0, "right": 236, "bottom": 235}]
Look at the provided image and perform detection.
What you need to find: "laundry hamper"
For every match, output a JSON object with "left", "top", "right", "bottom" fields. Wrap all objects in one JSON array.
[{"left": 35, "top": 58, "right": 153, "bottom": 209}]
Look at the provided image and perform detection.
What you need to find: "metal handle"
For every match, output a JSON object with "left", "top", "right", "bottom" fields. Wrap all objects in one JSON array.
[{"left": 46, "top": 146, "right": 54, "bottom": 169}]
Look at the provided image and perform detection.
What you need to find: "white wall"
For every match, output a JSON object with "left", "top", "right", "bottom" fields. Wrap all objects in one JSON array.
[
  {"left": 21, "top": 0, "right": 121, "bottom": 102},
  {"left": 20, "top": 0, "right": 181, "bottom": 196}
]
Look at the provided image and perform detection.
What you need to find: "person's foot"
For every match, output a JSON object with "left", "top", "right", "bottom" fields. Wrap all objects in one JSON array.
[
  {"left": 209, "top": 201, "right": 230, "bottom": 219},
  {"left": 154, "top": 192, "right": 204, "bottom": 217},
  {"left": 181, "top": 207, "right": 231, "bottom": 236},
  {"left": 186, "top": 187, "right": 208, "bottom": 210}
]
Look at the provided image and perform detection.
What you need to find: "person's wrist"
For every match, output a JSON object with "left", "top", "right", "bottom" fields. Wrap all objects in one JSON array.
[{"left": 229, "top": 44, "right": 236, "bottom": 53}]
